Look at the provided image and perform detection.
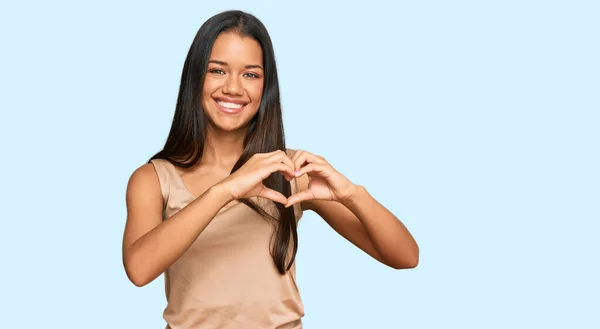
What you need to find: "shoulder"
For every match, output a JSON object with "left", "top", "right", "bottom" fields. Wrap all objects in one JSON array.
[
  {"left": 129, "top": 162, "right": 158, "bottom": 184},
  {"left": 129, "top": 161, "right": 163, "bottom": 184},
  {"left": 126, "top": 162, "right": 163, "bottom": 203}
]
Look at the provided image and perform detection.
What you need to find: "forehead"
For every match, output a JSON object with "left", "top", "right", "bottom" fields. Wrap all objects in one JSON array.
[{"left": 210, "top": 31, "right": 263, "bottom": 64}]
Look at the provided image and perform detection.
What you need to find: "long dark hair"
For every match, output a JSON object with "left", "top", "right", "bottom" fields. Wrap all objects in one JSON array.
[{"left": 149, "top": 10, "right": 297, "bottom": 274}]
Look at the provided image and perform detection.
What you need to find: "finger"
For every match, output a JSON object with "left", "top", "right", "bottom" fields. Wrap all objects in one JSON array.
[
  {"left": 294, "top": 152, "right": 326, "bottom": 173},
  {"left": 270, "top": 162, "right": 296, "bottom": 180},
  {"left": 266, "top": 149, "right": 289, "bottom": 159},
  {"left": 293, "top": 152, "right": 308, "bottom": 172},
  {"left": 295, "top": 163, "right": 327, "bottom": 178},
  {"left": 285, "top": 190, "right": 314, "bottom": 208},
  {"left": 258, "top": 185, "right": 288, "bottom": 205},
  {"left": 268, "top": 152, "right": 296, "bottom": 179},
  {"left": 306, "top": 152, "right": 326, "bottom": 164},
  {"left": 269, "top": 150, "right": 296, "bottom": 174},
  {"left": 282, "top": 172, "right": 294, "bottom": 181},
  {"left": 253, "top": 152, "right": 270, "bottom": 159},
  {"left": 290, "top": 149, "right": 303, "bottom": 163},
  {"left": 266, "top": 149, "right": 284, "bottom": 156}
]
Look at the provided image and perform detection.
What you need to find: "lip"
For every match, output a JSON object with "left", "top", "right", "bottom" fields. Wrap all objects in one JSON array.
[
  {"left": 214, "top": 96, "right": 248, "bottom": 105},
  {"left": 214, "top": 98, "right": 247, "bottom": 114}
]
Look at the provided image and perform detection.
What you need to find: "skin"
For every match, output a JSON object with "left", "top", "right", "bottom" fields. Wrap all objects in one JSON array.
[
  {"left": 287, "top": 150, "right": 419, "bottom": 269},
  {"left": 122, "top": 31, "right": 418, "bottom": 287}
]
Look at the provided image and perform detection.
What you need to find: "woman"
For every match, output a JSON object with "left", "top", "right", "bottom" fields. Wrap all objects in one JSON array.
[{"left": 122, "top": 10, "right": 419, "bottom": 329}]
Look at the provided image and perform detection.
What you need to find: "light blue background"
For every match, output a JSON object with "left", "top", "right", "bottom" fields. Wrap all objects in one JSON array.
[{"left": 1, "top": 1, "right": 598, "bottom": 328}]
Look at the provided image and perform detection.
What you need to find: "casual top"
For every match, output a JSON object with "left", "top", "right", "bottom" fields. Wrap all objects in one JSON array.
[{"left": 150, "top": 157, "right": 304, "bottom": 329}]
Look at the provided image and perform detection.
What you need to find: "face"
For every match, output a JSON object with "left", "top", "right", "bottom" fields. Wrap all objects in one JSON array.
[{"left": 201, "top": 31, "right": 264, "bottom": 133}]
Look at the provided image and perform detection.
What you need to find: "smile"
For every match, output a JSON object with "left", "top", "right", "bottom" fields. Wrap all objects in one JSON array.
[
  {"left": 214, "top": 99, "right": 248, "bottom": 114},
  {"left": 218, "top": 100, "right": 244, "bottom": 109}
]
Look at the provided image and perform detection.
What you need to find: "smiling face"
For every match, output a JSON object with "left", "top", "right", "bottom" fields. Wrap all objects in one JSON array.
[{"left": 201, "top": 31, "right": 264, "bottom": 133}]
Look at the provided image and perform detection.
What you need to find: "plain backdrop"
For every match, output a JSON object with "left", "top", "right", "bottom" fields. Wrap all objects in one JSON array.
[{"left": 0, "top": 1, "right": 598, "bottom": 328}]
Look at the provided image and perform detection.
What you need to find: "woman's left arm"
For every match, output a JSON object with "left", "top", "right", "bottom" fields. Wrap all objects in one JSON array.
[{"left": 286, "top": 150, "right": 419, "bottom": 270}]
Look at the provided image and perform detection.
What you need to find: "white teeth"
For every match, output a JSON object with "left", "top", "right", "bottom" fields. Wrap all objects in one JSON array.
[{"left": 217, "top": 101, "right": 244, "bottom": 109}]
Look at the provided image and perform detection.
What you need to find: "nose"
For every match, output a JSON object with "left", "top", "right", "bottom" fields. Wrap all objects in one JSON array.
[{"left": 222, "top": 74, "right": 243, "bottom": 96}]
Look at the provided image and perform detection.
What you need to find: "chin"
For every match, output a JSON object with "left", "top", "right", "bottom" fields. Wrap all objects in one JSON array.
[{"left": 205, "top": 105, "right": 258, "bottom": 131}]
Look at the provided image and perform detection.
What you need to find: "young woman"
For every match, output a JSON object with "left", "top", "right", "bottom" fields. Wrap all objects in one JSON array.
[{"left": 122, "top": 10, "right": 419, "bottom": 329}]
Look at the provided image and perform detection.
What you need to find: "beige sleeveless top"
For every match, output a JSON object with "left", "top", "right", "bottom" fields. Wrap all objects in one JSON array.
[{"left": 150, "top": 159, "right": 305, "bottom": 329}]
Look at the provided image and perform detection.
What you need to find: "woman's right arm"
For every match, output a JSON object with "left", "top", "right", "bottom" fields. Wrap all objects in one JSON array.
[
  {"left": 122, "top": 163, "right": 232, "bottom": 287},
  {"left": 122, "top": 151, "right": 296, "bottom": 287}
]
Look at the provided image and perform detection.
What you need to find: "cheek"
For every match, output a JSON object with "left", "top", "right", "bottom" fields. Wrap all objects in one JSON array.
[
  {"left": 249, "top": 83, "right": 264, "bottom": 103},
  {"left": 202, "top": 80, "right": 216, "bottom": 97}
]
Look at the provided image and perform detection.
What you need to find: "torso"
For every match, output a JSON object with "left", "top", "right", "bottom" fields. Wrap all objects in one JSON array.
[{"left": 149, "top": 156, "right": 305, "bottom": 329}]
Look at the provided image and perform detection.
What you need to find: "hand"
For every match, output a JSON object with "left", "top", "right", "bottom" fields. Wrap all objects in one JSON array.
[
  {"left": 217, "top": 150, "right": 296, "bottom": 205},
  {"left": 286, "top": 150, "right": 357, "bottom": 208}
]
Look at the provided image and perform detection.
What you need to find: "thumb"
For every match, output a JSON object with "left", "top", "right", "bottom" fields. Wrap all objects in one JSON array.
[
  {"left": 285, "top": 190, "right": 314, "bottom": 208},
  {"left": 257, "top": 185, "right": 288, "bottom": 205}
]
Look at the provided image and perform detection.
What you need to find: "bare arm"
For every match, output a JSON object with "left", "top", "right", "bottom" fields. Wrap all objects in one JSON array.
[
  {"left": 122, "top": 163, "right": 232, "bottom": 287},
  {"left": 312, "top": 186, "right": 419, "bottom": 269},
  {"left": 122, "top": 151, "right": 296, "bottom": 287},
  {"left": 287, "top": 150, "right": 419, "bottom": 269}
]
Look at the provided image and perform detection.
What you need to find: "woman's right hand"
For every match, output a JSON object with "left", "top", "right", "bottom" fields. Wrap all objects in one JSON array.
[{"left": 217, "top": 150, "right": 296, "bottom": 205}]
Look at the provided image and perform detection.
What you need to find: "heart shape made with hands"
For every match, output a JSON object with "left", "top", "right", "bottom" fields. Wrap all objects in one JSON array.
[{"left": 281, "top": 150, "right": 357, "bottom": 208}]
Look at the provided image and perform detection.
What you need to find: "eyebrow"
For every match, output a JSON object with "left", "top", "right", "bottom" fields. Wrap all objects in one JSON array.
[{"left": 208, "top": 60, "right": 263, "bottom": 70}]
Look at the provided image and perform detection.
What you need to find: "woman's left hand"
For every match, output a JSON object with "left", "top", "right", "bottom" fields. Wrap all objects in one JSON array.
[{"left": 285, "top": 150, "right": 357, "bottom": 208}]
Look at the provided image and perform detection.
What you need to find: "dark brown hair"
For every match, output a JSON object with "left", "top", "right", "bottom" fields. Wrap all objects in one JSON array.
[{"left": 149, "top": 10, "right": 297, "bottom": 274}]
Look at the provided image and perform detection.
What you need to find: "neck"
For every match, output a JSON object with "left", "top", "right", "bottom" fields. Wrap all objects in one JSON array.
[{"left": 201, "top": 124, "right": 247, "bottom": 169}]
